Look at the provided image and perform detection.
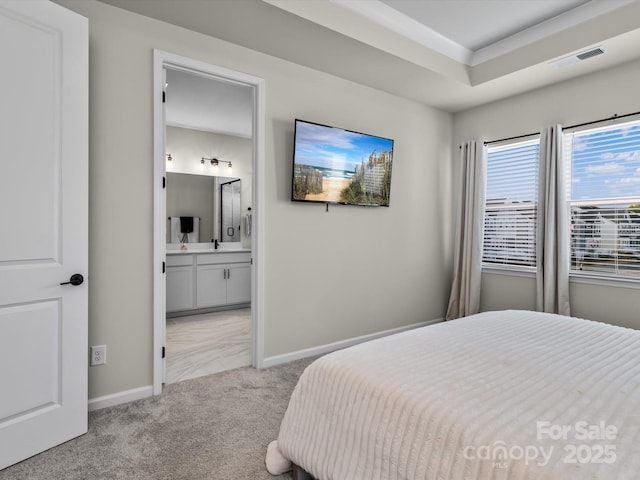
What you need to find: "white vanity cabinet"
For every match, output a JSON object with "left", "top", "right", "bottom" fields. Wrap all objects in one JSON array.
[
  {"left": 166, "top": 250, "right": 251, "bottom": 313},
  {"left": 166, "top": 254, "right": 195, "bottom": 312},
  {"left": 226, "top": 263, "right": 251, "bottom": 304},
  {"left": 196, "top": 252, "right": 251, "bottom": 308}
]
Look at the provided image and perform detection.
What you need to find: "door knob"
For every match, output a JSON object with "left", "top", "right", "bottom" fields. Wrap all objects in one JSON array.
[{"left": 60, "top": 273, "right": 84, "bottom": 286}]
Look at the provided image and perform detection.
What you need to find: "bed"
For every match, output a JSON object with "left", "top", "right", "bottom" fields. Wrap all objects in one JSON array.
[{"left": 266, "top": 310, "right": 640, "bottom": 479}]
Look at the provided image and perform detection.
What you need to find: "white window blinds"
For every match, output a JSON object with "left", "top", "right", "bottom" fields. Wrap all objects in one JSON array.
[
  {"left": 564, "top": 120, "right": 640, "bottom": 279},
  {"left": 484, "top": 139, "right": 540, "bottom": 268}
]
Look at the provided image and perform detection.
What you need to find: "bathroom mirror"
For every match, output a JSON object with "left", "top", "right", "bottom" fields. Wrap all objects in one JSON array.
[{"left": 166, "top": 172, "right": 240, "bottom": 244}]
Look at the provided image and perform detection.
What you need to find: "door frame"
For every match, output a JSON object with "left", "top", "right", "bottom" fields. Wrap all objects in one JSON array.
[{"left": 152, "top": 50, "right": 266, "bottom": 395}]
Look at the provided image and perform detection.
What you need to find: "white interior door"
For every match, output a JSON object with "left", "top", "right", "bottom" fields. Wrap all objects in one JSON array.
[{"left": 0, "top": 0, "right": 88, "bottom": 469}]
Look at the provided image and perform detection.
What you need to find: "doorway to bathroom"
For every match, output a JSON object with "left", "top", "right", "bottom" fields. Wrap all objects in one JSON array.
[{"left": 153, "top": 51, "right": 265, "bottom": 395}]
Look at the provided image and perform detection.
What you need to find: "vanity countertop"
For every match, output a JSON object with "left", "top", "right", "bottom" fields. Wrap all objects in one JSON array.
[{"left": 166, "top": 246, "right": 251, "bottom": 255}]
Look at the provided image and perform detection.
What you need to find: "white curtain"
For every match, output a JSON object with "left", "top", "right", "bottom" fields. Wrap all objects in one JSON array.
[
  {"left": 537, "top": 125, "right": 571, "bottom": 315},
  {"left": 446, "top": 141, "right": 487, "bottom": 320}
]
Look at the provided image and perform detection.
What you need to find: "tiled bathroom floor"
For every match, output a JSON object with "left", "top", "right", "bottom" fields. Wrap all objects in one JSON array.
[{"left": 166, "top": 308, "right": 251, "bottom": 384}]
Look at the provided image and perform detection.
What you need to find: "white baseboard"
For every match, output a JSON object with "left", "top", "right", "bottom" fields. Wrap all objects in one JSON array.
[
  {"left": 88, "top": 319, "right": 444, "bottom": 408},
  {"left": 261, "top": 317, "right": 444, "bottom": 368},
  {"left": 88, "top": 385, "right": 154, "bottom": 412}
]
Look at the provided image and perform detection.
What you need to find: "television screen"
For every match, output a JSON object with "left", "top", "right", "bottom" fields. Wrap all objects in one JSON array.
[{"left": 292, "top": 119, "right": 394, "bottom": 206}]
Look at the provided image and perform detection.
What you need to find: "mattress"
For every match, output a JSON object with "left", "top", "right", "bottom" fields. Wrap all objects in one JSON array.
[{"left": 270, "top": 310, "right": 640, "bottom": 479}]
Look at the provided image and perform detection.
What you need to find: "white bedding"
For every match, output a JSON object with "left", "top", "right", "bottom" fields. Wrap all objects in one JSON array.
[{"left": 269, "top": 310, "right": 640, "bottom": 479}]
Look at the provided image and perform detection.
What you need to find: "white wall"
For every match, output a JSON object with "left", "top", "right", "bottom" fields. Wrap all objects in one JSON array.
[
  {"left": 55, "top": 0, "right": 454, "bottom": 400},
  {"left": 454, "top": 58, "right": 640, "bottom": 329}
]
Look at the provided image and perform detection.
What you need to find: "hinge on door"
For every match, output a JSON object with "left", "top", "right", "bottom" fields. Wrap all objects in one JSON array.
[
  {"left": 162, "top": 346, "right": 165, "bottom": 358},
  {"left": 162, "top": 176, "right": 166, "bottom": 189},
  {"left": 162, "top": 91, "right": 166, "bottom": 103},
  {"left": 162, "top": 261, "right": 165, "bottom": 274}
]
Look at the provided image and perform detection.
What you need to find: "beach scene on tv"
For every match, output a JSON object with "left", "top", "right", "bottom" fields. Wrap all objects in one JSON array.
[{"left": 292, "top": 121, "right": 394, "bottom": 206}]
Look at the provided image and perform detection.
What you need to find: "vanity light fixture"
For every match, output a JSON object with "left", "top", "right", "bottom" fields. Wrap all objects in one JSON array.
[
  {"left": 201, "top": 157, "right": 221, "bottom": 168},
  {"left": 227, "top": 161, "right": 232, "bottom": 172}
]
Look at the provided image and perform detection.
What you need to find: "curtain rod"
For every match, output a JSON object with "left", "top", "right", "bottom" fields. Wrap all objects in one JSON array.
[{"left": 482, "top": 110, "right": 640, "bottom": 146}]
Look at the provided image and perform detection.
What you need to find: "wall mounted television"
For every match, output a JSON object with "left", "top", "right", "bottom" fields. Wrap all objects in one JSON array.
[{"left": 291, "top": 119, "right": 394, "bottom": 207}]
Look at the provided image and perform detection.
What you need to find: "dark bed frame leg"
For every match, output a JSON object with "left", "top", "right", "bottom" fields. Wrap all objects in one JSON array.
[{"left": 292, "top": 464, "right": 314, "bottom": 480}]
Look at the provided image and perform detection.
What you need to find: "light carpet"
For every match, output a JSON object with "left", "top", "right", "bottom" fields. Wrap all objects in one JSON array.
[{"left": 0, "top": 357, "right": 316, "bottom": 480}]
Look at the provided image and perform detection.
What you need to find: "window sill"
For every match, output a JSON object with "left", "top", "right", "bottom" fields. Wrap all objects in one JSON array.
[
  {"left": 482, "top": 265, "right": 535, "bottom": 278},
  {"left": 482, "top": 267, "right": 640, "bottom": 290},
  {"left": 569, "top": 272, "right": 640, "bottom": 290}
]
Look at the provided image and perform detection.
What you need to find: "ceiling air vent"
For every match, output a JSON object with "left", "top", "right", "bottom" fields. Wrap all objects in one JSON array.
[
  {"left": 550, "top": 46, "right": 606, "bottom": 69},
  {"left": 577, "top": 48, "right": 606, "bottom": 61}
]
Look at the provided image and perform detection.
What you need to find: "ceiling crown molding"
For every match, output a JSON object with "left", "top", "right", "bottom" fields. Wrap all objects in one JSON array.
[{"left": 332, "top": 0, "right": 634, "bottom": 67}]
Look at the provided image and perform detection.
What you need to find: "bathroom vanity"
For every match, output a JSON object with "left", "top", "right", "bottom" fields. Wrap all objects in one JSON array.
[{"left": 166, "top": 245, "right": 251, "bottom": 314}]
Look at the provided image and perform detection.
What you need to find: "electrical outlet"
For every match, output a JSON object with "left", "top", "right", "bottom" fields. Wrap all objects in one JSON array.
[{"left": 91, "top": 345, "right": 107, "bottom": 366}]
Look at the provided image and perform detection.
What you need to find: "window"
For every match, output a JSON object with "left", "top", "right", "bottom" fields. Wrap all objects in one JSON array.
[
  {"left": 565, "top": 120, "right": 640, "bottom": 280},
  {"left": 483, "top": 139, "right": 539, "bottom": 269}
]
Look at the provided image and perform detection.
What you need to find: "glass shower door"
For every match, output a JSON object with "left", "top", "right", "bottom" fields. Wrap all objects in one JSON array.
[{"left": 221, "top": 179, "right": 241, "bottom": 242}]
